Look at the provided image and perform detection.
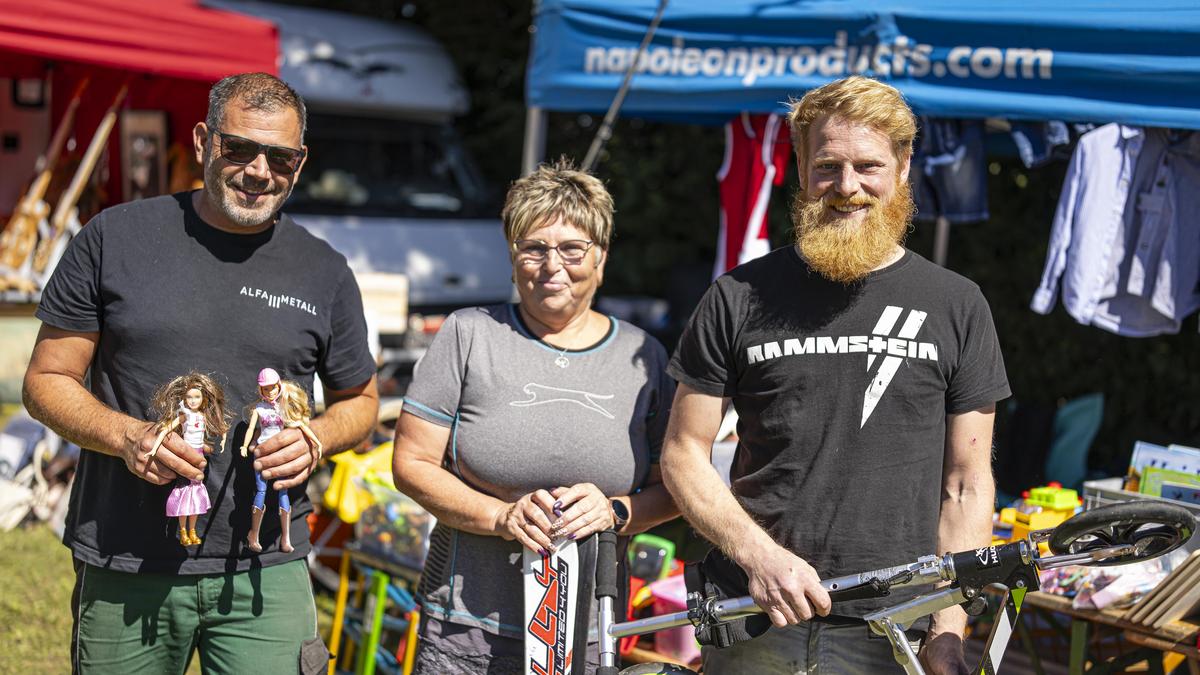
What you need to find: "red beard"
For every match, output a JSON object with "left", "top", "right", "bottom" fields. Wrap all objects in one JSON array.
[{"left": 790, "top": 179, "right": 915, "bottom": 284}]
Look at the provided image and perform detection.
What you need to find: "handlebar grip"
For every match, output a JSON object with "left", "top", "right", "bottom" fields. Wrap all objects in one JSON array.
[
  {"left": 596, "top": 529, "right": 619, "bottom": 600},
  {"left": 827, "top": 579, "right": 893, "bottom": 603}
]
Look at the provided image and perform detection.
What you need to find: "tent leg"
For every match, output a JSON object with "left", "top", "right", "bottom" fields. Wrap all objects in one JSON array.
[
  {"left": 522, "top": 105, "right": 547, "bottom": 176},
  {"left": 933, "top": 215, "right": 950, "bottom": 266}
]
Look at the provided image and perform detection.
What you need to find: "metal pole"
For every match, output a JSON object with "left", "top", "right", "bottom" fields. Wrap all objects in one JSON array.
[
  {"left": 933, "top": 215, "right": 950, "bottom": 266},
  {"left": 522, "top": 105, "right": 548, "bottom": 176},
  {"left": 595, "top": 530, "right": 620, "bottom": 675},
  {"left": 581, "top": 0, "right": 669, "bottom": 173}
]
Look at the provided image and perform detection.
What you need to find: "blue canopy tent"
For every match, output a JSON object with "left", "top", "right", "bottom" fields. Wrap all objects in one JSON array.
[
  {"left": 521, "top": 0, "right": 1200, "bottom": 260},
  {"left": 526, "top": 0, "right": 1200, "bottom": 128}
]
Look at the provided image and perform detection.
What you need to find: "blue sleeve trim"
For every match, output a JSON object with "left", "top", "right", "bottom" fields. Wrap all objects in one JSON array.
[
  {"left": 402, "top": 398, "right": 454, "bottom": 424},
  {"left": 449, "top": 412, "right": 463, "bottom": 478}
]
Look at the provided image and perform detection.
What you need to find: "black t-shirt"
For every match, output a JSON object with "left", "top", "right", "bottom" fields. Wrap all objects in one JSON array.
[
  {"left": 36, "top": 193, "right": 376, "bottom": 574},
  {"left": 669, "top": 246, "right": 1010, "bottom": 616}
]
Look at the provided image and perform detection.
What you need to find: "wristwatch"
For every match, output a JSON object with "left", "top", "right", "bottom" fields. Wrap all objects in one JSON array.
[{"left": 610, "top": 499, "right": 629, "bottom": 531}]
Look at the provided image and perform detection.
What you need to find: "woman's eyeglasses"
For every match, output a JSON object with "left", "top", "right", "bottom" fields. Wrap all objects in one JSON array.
[
  {"left": 211, "top": 130, "right": 306, "bottom": 174},
  {"left": 513, "top": 239, "right": 595, "bottom": 264}
]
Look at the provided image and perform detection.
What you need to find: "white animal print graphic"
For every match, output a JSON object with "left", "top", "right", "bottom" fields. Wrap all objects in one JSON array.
[{"left": 510, "top": 383, "right": 615, "bottom": 419}]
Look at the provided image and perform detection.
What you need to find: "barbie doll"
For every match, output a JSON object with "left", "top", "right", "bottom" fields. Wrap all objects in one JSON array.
[
  {"left": 147, "top": 372, "right": 229, "bottom": 546},
  {"left": 240, "top": 368, "right": 321, "bottom": 553}
]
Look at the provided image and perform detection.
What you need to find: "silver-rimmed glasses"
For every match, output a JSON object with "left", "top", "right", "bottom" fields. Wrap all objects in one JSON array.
[{"left": 513, "top": 239, "right": 596, "bottom": 264}]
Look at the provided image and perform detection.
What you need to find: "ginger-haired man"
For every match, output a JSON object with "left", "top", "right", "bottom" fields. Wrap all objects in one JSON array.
[{"left": 663, "top": 76, "right": 1009, "bottom": 673}]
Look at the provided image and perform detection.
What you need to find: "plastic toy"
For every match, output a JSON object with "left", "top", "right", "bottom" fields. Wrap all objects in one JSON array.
[
  {"left": 146, "top": 372, "right": 229, "bottom": 546},
  {"left": 998, "top": 482, "right": 1082, "bottom": 548},
  {"left": 240, "top": 368, "right": 322, "bottom": 553}
]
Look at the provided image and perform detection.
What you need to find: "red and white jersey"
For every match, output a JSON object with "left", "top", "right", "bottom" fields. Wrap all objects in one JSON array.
[{"left": 714, "top": 113, "right": 792, "bottom": 278}]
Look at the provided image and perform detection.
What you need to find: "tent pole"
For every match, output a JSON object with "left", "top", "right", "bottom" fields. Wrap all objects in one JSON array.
[
  {"left": 522, "top": 105, "right": 548, "bottom": 177},
  {"left": 933, "top": 215, "right": 950, "bottom": 266},
  {"left": 581, "top": 0, "right": 669, "bottom": 172}
]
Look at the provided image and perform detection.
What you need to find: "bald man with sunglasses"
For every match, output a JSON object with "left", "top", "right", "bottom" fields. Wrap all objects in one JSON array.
[{"left": 24, "top": 72, "right": 378, "bottom": 674}]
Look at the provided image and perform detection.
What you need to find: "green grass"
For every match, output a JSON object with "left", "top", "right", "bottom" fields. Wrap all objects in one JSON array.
[
  {"left": 0, "top": 524, "right": 339, "bottom": 674},
  {"left": 0, "top": 525, "right": 75, "bottom": 673}
]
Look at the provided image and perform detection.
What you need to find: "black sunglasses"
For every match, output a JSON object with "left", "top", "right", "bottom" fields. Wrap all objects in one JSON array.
[{"left": 211, "top": 130, "right": 306, "bottom": 174}]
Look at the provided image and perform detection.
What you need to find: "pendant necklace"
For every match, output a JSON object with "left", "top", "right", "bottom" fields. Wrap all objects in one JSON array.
[{"left": 554, "top": 344, "right": 570, "bottom": 369}]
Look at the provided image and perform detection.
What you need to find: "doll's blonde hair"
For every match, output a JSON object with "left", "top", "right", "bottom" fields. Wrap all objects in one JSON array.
[
  {"left": 280, "top": 381, "right": 313, "bottom": 426},
  {"left": 151, "top": 372, "right": 230, "bottom": 440}
]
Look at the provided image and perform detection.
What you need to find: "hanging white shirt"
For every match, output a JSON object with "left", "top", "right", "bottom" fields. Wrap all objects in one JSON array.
[{"left": 1032, "top": 125, "right": 1200, "bottom": 336}]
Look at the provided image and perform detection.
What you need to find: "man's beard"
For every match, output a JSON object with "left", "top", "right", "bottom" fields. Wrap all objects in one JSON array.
[
  {"left": 791, "top": 180, "right": 914, "bottom": 284},
  {"left": 202, "top": 153, "right": 293, "bottom": 228}
]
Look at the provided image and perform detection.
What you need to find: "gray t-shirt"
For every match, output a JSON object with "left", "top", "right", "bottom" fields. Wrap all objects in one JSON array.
[{"left": 402, "top": 303, "right": 673, "bottom": 638}]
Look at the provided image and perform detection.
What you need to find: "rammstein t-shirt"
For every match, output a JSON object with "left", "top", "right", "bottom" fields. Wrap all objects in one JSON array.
[
  {"left": 37, "top": 193, "right": 376, "bottom": 574},
  {"left": 670, "top": 245, "right": 1010, "bottom": 617}
]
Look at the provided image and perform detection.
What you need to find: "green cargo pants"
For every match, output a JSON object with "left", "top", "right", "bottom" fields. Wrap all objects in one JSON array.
[{"left": 71, "top": 558, "right": 328, "bottom": 674}]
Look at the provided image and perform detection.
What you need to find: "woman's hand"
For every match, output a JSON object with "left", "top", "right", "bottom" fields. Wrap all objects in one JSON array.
[
  {"left": 548, "top": 483, "right": 614, "bottom": 542},
  {"left": 494, "top": 489, "right": 558, "bottom": 555}
]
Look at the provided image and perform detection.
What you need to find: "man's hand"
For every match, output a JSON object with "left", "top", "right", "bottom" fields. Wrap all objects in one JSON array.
[
  {"left": 918, "top": 630, "right": 970, "bottom": 675},
  {"left": 253, "top": 427, "right": 321, "bottom": 489},
  {"left": 660, "top": 385, "right": 830, "bottom": 627},
  {"left": 124, "top": 421, "right": 206, "bottom": 485},
  {"left": 740, "top": 541, "right": 831, "bottom": 627}
]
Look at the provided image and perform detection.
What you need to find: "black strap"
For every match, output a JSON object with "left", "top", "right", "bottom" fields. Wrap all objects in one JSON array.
[{"left": 685, "top": 549, "right": 772, "bottom": 648}]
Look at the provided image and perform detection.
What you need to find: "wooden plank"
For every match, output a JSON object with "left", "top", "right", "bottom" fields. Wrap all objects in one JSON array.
[
  {"left": 1152, "top": 563, "right": 1200, "bottom": 629},
  {"left": 1127, "top": 552, "right": 1200, "bottom": 624},
  {"left": 1124, "top": 629, "right": 1200, "bottom": 660},
  {"left": 1026, "top": 591, "right": 1200, "bottom": 642},
  {"left": 1146, "top": 559, "right": 1200, "bottom": 628}
]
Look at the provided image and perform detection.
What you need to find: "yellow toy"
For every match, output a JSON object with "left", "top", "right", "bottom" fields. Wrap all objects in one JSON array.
[{"left": 998, "top": 483, "right": 1082, "bottom": 552}]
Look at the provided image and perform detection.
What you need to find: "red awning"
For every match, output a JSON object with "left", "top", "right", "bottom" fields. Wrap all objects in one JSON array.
[{"left": 0, "top": 0, "right": 278, "bottom": 81}]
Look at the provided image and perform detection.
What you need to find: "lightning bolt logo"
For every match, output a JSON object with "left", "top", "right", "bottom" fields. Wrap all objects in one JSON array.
[{"left": 861, "top": 306, "right": 927, "bottom": 427}]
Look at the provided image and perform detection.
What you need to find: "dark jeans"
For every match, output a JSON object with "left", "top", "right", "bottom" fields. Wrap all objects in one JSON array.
[{"left": 701, "top": 619, "right": 924, "bottom": 674}]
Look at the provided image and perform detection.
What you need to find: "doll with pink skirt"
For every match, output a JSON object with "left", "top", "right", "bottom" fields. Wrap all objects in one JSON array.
[{"left": 146, "top": 372, "right": 230, "bottom": 546}]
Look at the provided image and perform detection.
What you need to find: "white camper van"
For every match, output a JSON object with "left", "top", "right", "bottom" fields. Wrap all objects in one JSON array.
[{"left": 210, "top": 1, "right": 514, "bottom": 367}]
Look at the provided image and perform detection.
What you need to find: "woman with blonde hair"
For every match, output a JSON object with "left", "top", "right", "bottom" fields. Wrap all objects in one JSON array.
[{"left": 393, "top": 159, "right": 679, "bottom": 673}]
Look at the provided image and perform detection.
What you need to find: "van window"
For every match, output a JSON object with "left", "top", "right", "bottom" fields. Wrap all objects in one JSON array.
[{"left": 287, "top": 113, "right": 497, "bottom": 219}]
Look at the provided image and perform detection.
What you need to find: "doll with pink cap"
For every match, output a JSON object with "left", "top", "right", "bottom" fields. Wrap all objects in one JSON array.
[{"left": 240, "top": 367, "right": 322, "bottom": 553}]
